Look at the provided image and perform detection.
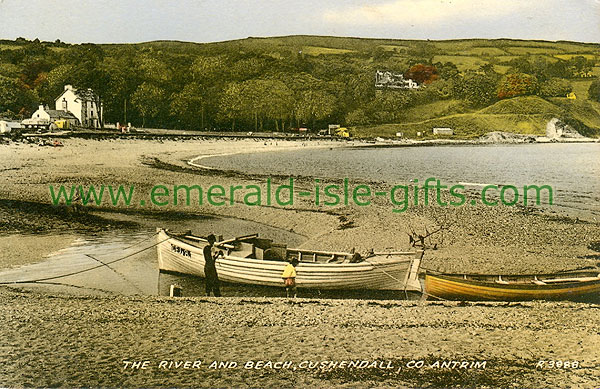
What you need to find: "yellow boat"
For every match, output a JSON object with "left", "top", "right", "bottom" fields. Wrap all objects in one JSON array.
[{"left": 425, "top": 271, "right": 600, "bottom": 301}]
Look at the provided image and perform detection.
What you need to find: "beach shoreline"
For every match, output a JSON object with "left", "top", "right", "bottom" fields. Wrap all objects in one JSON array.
[{"left": 1, "top": 136, "right": 599, "bottom": 272}]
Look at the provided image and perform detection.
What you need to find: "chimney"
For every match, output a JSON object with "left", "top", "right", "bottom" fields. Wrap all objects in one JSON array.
[
  {"left": 64, "top": 84, "right": 73, "bottom": 91},
  {"left": 39, "top": 104, "right": 45, "bottom": 111}
]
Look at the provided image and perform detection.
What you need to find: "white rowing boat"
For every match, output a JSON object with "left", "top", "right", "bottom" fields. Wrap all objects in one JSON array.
[{"left": 156, "top": 229, "right": 423, "bottom": 293}]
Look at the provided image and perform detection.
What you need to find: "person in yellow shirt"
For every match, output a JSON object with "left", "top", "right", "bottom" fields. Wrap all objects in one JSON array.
[{"left": 281, "top": 258, "right": 299, "bottom": 298}]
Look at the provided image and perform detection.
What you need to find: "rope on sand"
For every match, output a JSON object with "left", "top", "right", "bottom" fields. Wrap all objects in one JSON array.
[
  {"left": 84, "top": 253, "right": 146, "bottom": 294},
  {"left": 0, "top": 232, "right": 168, "bottom": 286}
]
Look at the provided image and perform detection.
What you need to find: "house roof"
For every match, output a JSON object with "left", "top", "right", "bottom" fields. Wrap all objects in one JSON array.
[
  {"left": 55, "top": 87, "right": 99, "bottom": 103},
  {"left": 46, "top": 109, "right": 77, "bottom": 120},
  {"left": 73, "top": 88, "right": 99, "bottom": 101}
]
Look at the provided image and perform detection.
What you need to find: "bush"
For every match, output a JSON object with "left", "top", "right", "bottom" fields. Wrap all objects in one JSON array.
[
  {"left": 539, "top": 78, "right": 572, "bottom": 97},
  {"left": 589, "top": 79, "right": 600, "bottom": 102},
  {"left": 497, "top": 73, "right": 538, "bottom": 99},
  {"left": 453, "top": 73, "right": 498, "bottom": 107},
  {"left": 345, "top": 108, "right": 369, "bottom": 126},
  {"left": 404, "top": 64, "right": 439, "bottom": 85}
]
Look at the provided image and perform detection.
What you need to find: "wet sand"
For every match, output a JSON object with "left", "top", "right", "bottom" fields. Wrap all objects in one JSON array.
[{"left": 1, "top": 136, "right": 599, "bottom": 387}]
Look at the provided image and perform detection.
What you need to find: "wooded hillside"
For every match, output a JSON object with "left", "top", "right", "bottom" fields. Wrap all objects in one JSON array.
[{"left": 1, "top": 36, "right": 599, "bottom": 137}]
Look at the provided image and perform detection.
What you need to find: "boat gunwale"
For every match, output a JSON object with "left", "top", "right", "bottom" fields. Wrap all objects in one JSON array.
[
  {"left": 164, "top": 230, "right": 418, "bottom": 268},
  {"left": 425, "top": 272, "right": 600, "bottom": 291}
]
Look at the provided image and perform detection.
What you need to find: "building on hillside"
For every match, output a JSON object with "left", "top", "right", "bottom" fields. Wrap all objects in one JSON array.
[
  {"left": 55, "top": 85, "right": 103, "bottom": 128},
  {"left": 23, "top": 105, "right": 78, "bottom": 128},
  {"left": 566, "top": 92, "right": 577, "bottom": 100},
  {"left": 432, "top": 127, "right": 454, "bottom": 136},
  {"left": 375, "top": 70, "right": 419, "bottom": 90}
]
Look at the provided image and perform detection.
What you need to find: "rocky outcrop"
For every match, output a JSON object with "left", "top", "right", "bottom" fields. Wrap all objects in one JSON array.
[
  {"left": 546, "top": 118, "right": 583, "bottom": 139},
  {"left": 478, "top": 132, "right": 536, "bottom": 143}
]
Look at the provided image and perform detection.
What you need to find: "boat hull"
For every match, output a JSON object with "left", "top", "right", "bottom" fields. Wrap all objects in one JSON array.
[
  {"left": 157, "top": 230, "right": 422, "bottom": 292},
  {"left": 425, "top": 273, "right": 600, "bottom": 301}
]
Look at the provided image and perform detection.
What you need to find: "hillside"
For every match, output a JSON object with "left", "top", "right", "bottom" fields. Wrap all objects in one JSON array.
[
  {"left": 0, "top": 35, "right": 598, "bottom": 137},
  {"left": 356, "top": 96, "right": 600, "bottom": 138}
]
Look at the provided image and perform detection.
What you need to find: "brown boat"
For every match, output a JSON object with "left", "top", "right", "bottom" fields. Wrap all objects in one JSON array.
[{"left": 424, "top": 270, "right": 600, "bottom": 301}]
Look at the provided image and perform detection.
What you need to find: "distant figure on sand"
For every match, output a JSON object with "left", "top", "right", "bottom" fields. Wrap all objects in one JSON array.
[
  {"left": 203, "top": 234, "right": 221, "bottom": 297},
  {"left": 281, "top": 258, "right": 299, "bottom": 298}
]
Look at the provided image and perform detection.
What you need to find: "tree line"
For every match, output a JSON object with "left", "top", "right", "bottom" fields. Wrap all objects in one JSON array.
[{"left": 0, "top": 38, "right": 598, "bottom": 131}]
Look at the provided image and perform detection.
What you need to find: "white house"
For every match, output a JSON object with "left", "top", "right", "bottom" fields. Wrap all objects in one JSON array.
[
  {"left": 25, "top": 105, "right": 78, "bottom": 127},
  {"left": 375, "top": 70, "right": 420, "bottom": 90},
  {"left": 55, "top": 85, "right": 103, "bottom": 128}
]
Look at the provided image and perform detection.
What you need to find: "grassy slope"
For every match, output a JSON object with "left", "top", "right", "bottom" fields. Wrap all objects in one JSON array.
[{"left": 355, "top": 96, "right": 600, "bottom": 139}]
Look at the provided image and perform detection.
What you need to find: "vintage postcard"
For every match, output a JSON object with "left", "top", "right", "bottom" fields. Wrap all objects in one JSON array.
[{"left": 0, "top": 0, "right": 599, "bottom": 387}]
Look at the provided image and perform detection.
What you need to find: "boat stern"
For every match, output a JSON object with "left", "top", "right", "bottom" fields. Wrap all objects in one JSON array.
[{"left": 404, "top": 249, "right": 424, "bottom": 294}]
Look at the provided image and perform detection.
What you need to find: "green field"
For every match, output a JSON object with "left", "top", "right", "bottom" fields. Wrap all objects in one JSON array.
[
  {"left": 555, "top": 54, "right": 598, "bottom": 60},
  {"left": 493, "top": 65, "right": 511, "bottom": 74},
  {"left": 301, "top": 46, "right": 355, "bottom": 56},
  {"left": 464, "top": 47, "right": 509, "bottom": 56},
  {"left": 432, "top": 55, "right": 488, "bottom": 71},
  {"left": 506, "top": 47, "right": 564, "bottom": 55},
  {"left": 570, "top": 79, "right": 594, "bottom": 99},
  {"left": 398, "top": 99, "right": 470, "bottom": 122},
  {"left": 378, "top": 45, "right": 410, "bottom": 52}
]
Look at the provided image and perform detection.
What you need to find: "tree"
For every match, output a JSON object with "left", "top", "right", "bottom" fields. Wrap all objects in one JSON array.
[
  {"left": 454, "top": 72, "right": 499, "bottom": 107},
  {"left": 589, "top": 79, "right": 600, "bottom": 102},
  {"left": 367, "top": 90, "right": 414, "bottom": 123},
  {"left": 218, "top": 82, "right": 244, "bottom": 130},
  {"left": 263, "top": 80, "right": 294, "bottom": 131},
  {"left": 135, "top": 53, "right": 171, "bottom": 84},
  {"left": 496, "top": 73, "right": 538, "bottom": 100},
  {"left": 568, "top": 56, "right": 593, "bottom": 78},
  {"left": 345, "top": 108, "right": 369, "bottom": 126},
  {"left": 35, "top": 64, "right": 75, "bottom": 104},
  {"left": 434, "top": 62, "right": 459, "bottom": 80},
  {"left": 229, "top": 57, "right": 271, "bottom": 81},
  {"left": 539, "top": 78, "right": 572, "bottom": 97},
  {"left": 170, "top": 83, "right": 205, "bottom": 129},
  {"left": 18, "top": 59, "right": 51, "bottom": 90},
  {"left": 294, "top": 90, "right": 336, "bottom": 130},
  {"left": 404, "top": 64, "right": 438, "bottom": 85},
  {"left": 190, "top": 55, "right": 228, "bottom": 83},
  {"left": 547, "top": 60, "right": 572, "bottom": 79},
  {"left": 101, "top": 53, "right": 142, "bottom": 125},
  {"left": 343, "top": 71, "right": 376, "bottom": 110},
  {"left": 507, "top": 57, "right": 534, "bottom": 75},
  {"left": 131, "top": 82, "right": 167, "bottom": 127},
  {"left": 0, "top": 75, "right": 37, "bottom": 117}
]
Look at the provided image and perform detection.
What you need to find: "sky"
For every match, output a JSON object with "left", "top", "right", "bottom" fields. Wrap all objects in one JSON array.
[{"left": 0, "top": 0, "right": 599, "bottom": 44}]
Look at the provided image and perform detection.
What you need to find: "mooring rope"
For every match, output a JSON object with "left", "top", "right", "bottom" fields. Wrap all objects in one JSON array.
[
  {"left": 0, "top": 235, "right": 170, "bottom": 285},
  {"left": 84, "top": 253, "right": 146, "bottom": 294}
]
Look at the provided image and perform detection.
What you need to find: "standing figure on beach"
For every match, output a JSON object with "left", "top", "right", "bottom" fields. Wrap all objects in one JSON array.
[
  {"left": 203, "top": 234, "right": 221, "bottom": 297},
  {"left": 281, "top": 258, "right": 299, "bottom": 298}
]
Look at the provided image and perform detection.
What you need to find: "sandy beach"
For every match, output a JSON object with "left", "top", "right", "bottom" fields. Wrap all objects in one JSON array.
[
  {"left": 1, "top": 287, "right": 599, "bottom": 388},
  {"left": 1, "top": 135, "right": 599, "bottom": 387}
]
